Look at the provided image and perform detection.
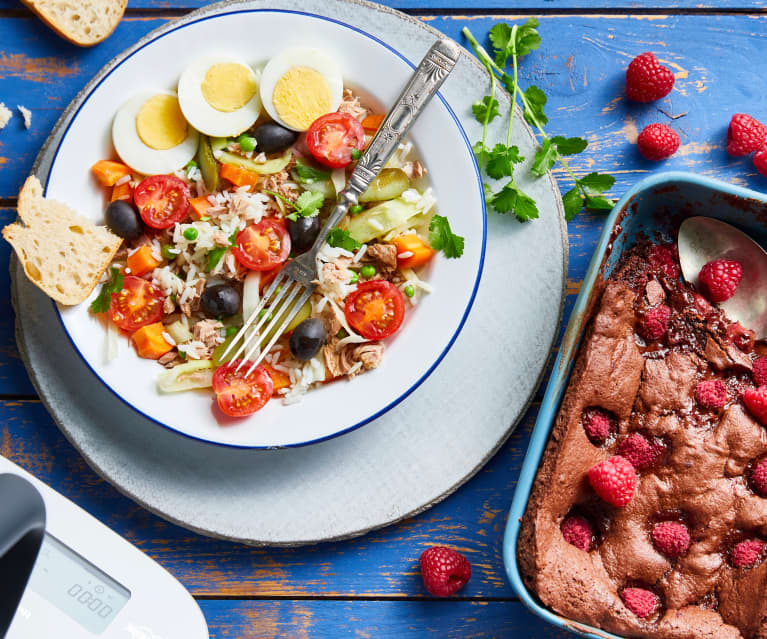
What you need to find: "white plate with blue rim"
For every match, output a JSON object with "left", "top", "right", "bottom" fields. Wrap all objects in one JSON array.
[
  {"left": 14, "top": 0, "right": 566, "bottom": 543},
  {"left": 45, "top": 5, "right": 485, "bottom": 449}
]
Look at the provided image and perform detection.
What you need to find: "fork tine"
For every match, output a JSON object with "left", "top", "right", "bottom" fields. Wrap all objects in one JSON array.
[
  {"left": 235, "top": 281, "right": 304, "bottom": 371},
  {"left": 221, "top": 269, "right": 291, "bottom": 362},
  {"left": 244, "top": 287, "right": 315, "bottom": 377}
]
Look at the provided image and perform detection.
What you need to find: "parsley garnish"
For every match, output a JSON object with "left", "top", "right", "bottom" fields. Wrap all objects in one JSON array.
[
  {"left": 293, "top": 158, "right": 331, "bottom": 184},
  {"left": 265, "top": 189, "right": 324, "bottom": 222},
  {"left": 205, "top": 231, "right": 238, "bottom": 273},
  {"left": 463, "top": 20, "right": 616, "bottom": 221},
  {"left": 90, "top": 267, "right": 123, "bottom": 314},
  {"left": 428, "top": 215, "right": 465, "bottom": 258},
  {"left": 327, "top": 228, "right": 362, "bottom": 252}
]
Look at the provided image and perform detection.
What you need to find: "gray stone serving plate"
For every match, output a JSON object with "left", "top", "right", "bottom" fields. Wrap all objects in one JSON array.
[{"left": 11, "top": 0, "right": 567, "bottom": 544}]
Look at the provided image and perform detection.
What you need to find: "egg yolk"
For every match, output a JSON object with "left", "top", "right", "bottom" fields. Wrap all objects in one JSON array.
[
  {"left": 272, "top": 67, "right": 332, "bottom": 131},
  {"left": 136, "top": 94, "right": 188, "bottom": 150},
  {"left": 202, "top": 63, "right": 258, "bottom": 113}
]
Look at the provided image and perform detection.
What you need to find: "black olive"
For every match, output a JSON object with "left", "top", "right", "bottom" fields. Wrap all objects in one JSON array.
[
  {"left": 200, "top": 284, "right": 240, "bottom": 318},
  {"left": 253, "top": 123, "right": 298, "bottom": 154},
  {"left": 288, "top": 215, "right": 321, "bottom": 253},
  {"left": 289, "top": 318, "right": 327, "bottom": 361},
  {"left": 105, "top": 200, "right": 142, "bottom": 240}
]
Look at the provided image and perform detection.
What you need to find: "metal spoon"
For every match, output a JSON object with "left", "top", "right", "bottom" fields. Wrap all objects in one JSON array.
[{"left": 678, "top": 216, "right": 767, "bottom": 338}]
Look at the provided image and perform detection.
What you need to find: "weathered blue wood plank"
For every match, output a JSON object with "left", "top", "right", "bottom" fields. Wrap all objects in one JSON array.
[
  {"left": 0, "top": 397, "right": 537, "bottom": 597},
  {"left": 198, "top": 599, "right": 573, "bottom": 638}
]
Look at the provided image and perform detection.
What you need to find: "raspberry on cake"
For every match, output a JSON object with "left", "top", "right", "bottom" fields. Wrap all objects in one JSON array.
[
  {"left": 754, "top": 357, "right": 767, "bottom": 387},
  {"left": 588, "top": 456, "right": 636, "bottom": 507},
  {"left": 621, "top": 587, "right": 660, "bottom": 618},
  {"left": 751, "top": 458, "right": 767, "bottom": 497},
  {"left": 561, "top": 514, "right": 593, "bottom": 551},
  {"left": 727, "top": 321, "right": 756, "bottom": 353},
  {"left": 651, "top": 521, "right": 690, "bottom": 558},
  {"left": 646, "top": 243, "right": 681, "bottom": 279},
  {"left": 743, "top": 387, "right": 767, "bottom": 426},
  {"left": 695, "top": 379, "right": 728, "bottom": 409},
  {"left": 582, "top": 408, "right": 613, "bottom": 444},
  {"left": 639, "top": 304, "right": 671, "bottom": 341},
  {"left": 732, "top": 540, "right": 766, "bottom": 568},
  {"left": 618, "top": 433, "right": 663, "bottom": 470}
]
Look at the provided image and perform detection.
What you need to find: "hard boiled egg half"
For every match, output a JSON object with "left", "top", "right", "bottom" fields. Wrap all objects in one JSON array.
[
  {"left": 112, "top": 91, "right": 198, "bottom": 175},
  {"left": 260, "top": 47, "right": 343, "bottom": 132},
  {"left": 178, "top": 55, "right": 262, "bottom": 137}
]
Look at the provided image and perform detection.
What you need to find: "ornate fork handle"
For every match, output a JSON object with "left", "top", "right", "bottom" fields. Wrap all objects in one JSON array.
[{"left": 307, "top": 38, "right": 461, "bottom": 259}]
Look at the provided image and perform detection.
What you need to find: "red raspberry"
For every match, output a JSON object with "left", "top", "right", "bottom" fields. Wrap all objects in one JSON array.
[
  {"left": 419, "top": 546, "right": 471, "bottom": 597},
  {"left": 751, "top": 458, "right": 767, "bottom": 497},
  {"left": 639, "top": 304, "right": 671, "bottom": 340},
  {"left": 561, "top": 514, "right": 593, "bottom": 551},
  {"left": 755, "top": 146, "right": 767, "bottom": 177},
  {"left": 588, "top": 455, "right": 636, "bottom": 507},
  {"left": 743, "top": 387, "right": 767, "bottom": 426},
  {"left": 726, "top": 114, "right": 767, "bottom": 156},
  {"left": 698, "top": 259, "right": 743, "bottom": 303},
  {"left": 651, "top": 521, "right": 691, "bottom": 558},
  {"left": 582, "top": 408, "right": 613, "bottom": 444},
  {"left": 637, "top": 123, "right": 680, "bottom": 161},
  {"left": 625, "top": 52, "right": 675, "bottom": 103},
  {"left": 621, "top": 587, "right": 660, "bottom": 618},
  {"left": 754, "top": 358, "right": 767, "bottom": 387},
  {"left": 695, "top": 379, "right": 728, "bottom": 410},
  {"left": 727, "top": 322, "right": 755, "bottom": 353},
  {"left": 732, "top": 540, "right": 765, "bottom": 568},
  {"left": 647, "top": 244, "right": 681, "bottom": 279},
  {"left": 618, "top": 433, "right": 663, "bottom": 470}
]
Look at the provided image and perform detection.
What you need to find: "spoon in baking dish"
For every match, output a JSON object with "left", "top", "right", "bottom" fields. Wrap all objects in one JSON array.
[{"left": 678, "top": 216, "right": 767, "bottom": 339}]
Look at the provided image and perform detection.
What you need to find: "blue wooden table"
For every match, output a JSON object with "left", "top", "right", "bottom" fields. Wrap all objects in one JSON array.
[{"left": 1, "top": 1, "right": 766, "bottom": 636}]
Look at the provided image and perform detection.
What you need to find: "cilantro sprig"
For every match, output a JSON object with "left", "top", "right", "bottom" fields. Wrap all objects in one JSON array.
[
  {"left": 429, "top": 215, "right": 465, "bottom": 258},
  {"left": 90, "top": 267, "right": 123, "bottom": 314},
  {"left": 463, "top": 20, "right": 616, "bottom": 221},
  {"left": 327, "top": 228, "right": 362, "bottom": 252},
  {"left": 265, "top": 189, "right": 325, "bottom": 222}
]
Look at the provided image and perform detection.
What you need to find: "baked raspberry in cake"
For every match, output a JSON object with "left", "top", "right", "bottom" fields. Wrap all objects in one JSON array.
[{"left": 518, "top": 239, "right": 767, "bottom": 638}]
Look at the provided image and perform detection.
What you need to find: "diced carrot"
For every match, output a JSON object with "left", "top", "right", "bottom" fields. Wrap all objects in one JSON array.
[
  {"left": 111, "top": 181, "right": 133, "bottom": 202},
  {"left": 220, "top": 163, "right": 260, "bottom": 190},
  {"left": 91, "top": 160, "right": 131, "bottom": 187},
  {"left": 361, "top": 114, "right": 384, "bottom": 132},
  {"left": 391, "top": 234, "right": 435, "bottom": 269},
  {"left": 132, "top": 322, "right": 173, "bottom": 359},
  {"left": 264, "top": 363, "right": 291, "bottom": 395},
  {"left": 127, "top": 245, "right": 162, "bottom": 277},
  {"left": 190, "top": 195, "right": 212, "bottom": 220}
]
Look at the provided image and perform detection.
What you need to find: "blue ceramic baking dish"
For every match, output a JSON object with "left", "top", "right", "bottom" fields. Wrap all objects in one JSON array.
[{"left": 503, "top": 171, "right": 767, "bottom": 638}]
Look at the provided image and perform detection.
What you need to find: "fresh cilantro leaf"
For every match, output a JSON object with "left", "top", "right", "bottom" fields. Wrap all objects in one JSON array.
[
  {"left": 485, "top": 144, "right": 524, "bottom": 180},
  {"left": 482, "top": 182, "right": 494, "bottom": 207},
  {"left": 584, "top": 195, "right": 615, "bottom": 211},
  {"left": 473, "top": 141, "right": 489, "bottom": 159},
  {"left": 551, "top": 136, "right": 588, "bottom": 156},
  {"left": 489, "top": 23, "right": 514, "bottom": 68},
  {"left": 578, "top": 172, "right": 616, "bottom": 195},
  {"left": 293, "top": 158, "right": 331, "bottom": 184},
  {"left": 491, "top": 180, "right": 539, "bottom": 222},
  {"left": 531, "top": 138, "right": 557, "bottom": 177},
  {"left": 562, "top": 187, "right": 583, "bottom": 222},
  {"left": 90, "top": 267, "right": 123, "bottom": 314},
  {"left": 472, "top": 96, "right": 500, "bottom": 124},
  {"left": 514, "top": 18, "right": 541, "bottom": 58},
  {"left": 295, "top": 191, "right": 324, "bottom": 216},
  {"left": 522, "top": 85, "right": 547, "bottom": 126},
  {"left": 206, "top": 247, "right": 228, "bottom": 272},
  {"left": 327, "top": 228, "right": 362, "bottom": 252},
  {"left": 428, "top": 215, "right": 465, "bottom": 258},
  {"left": 229, "top": 230, "right": 238, "bottom": 245}
]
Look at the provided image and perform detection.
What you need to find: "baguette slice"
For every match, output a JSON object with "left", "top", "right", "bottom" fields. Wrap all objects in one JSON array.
[
  {"left": 4, "top": 176, "right": 122, "bottom": 306},
  {"left": 22, "top": 0, "right": 127, "bottom": 47}
]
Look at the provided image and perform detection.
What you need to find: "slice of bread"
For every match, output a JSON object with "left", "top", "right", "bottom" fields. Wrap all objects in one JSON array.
[
  {"left": 22, "top": 0, "right": 127, "bottom": 47},
  {"left": 3, "top": 176, "right": 123, "bottom": 306}
]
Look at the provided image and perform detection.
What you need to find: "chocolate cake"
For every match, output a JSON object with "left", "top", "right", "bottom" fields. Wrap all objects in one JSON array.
[{"left": 518, "top": 240, "right": 767, "bottom": 638}]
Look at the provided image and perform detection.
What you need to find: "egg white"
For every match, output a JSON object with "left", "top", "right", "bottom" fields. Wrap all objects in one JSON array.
[
  {"left": 177, "top": 55, "right": 262, "bottom": 137},
  {"left": 259, "top": 47, "right": 343, "bottom": 132},
  {"left": 112, "top": 90, "right": 198, "bottom": 176}
]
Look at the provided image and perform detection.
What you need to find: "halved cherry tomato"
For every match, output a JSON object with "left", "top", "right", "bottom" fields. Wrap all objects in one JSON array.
[
  {"left": 306, "top": 113, "right": 366, "bottom": 168},
  {"left": 109, "top": 275, "right": 164, "bottom": 332},
  {"left": 133, "top": 175, "right": 190, "bottom": 229},
  {"left": 344, "top": 280, "right": 405, "bottom": 340},
  {"left": 233, "top": 219, "right": 291, "bottom": 271},
  {"left": 259, "top": 266, "right": 282, "bottom": 293},
  {"left": 212, "top": 360, "right": 274, "bottom": 417}
]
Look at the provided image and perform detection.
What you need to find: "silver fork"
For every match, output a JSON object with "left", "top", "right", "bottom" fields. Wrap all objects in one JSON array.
[{"left": 222, "top": 38, "right": 461, "bottom": 376}]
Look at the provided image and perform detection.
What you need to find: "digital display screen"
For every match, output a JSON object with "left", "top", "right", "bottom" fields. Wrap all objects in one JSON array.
[{"left": 26, "top": 533, "right": 131, "bottom": 634}]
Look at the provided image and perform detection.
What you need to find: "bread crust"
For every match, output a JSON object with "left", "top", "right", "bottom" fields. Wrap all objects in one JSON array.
[{"left": 21, "top": 0, "right": 127, "bottom": 47}]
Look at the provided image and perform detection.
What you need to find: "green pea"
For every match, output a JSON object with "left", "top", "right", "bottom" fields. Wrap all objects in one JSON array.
[
  {"left": 161, "top": 244, "right": 177, "bottom": 260},
  {"left": 258, "top": 309, "right": 273, "bottom": 322},
  {"left": 349, "top": 272, "right": 359, "bottom": 284},
  {"left": 349, "top": 204, "right": 364, "bottom": 216},
  {"left": 237, "top": 134, "right": 257, "bottom": 153},
  {"left": 404, "top": 284, "right": 415, "bottom": 298},
  {"left": 351, "top": 148, "right": 361, "bottom": 161},
  {"left": 361, "top": 265, "right": 376, "bottom": 278},
  {"left": 225, "top": 325, "right": 239, "bottom": 337},
  {"left": 183, "top": 226, "right": 199, "bottom": 241}
]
